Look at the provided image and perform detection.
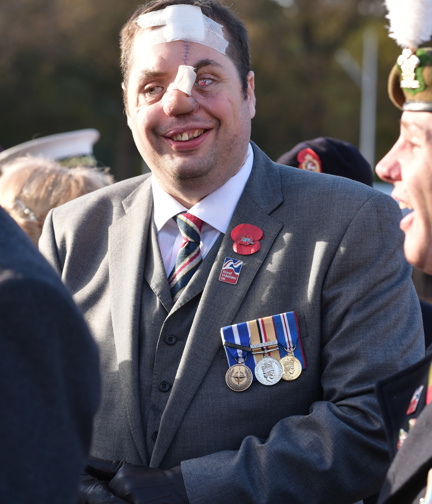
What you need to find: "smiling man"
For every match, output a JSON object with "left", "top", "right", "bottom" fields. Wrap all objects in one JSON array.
[
  {"left": 123, "top": 25, "right": 255, "bottom": 208},
  {"left": 377, "top": 106, "right": 432, "bottom": 273},
  {"left": 39, "top": 1, "right": 424, "bottom": 503},
  {"left": 373, "top": 32, "right": 432, "bottom": 504}
]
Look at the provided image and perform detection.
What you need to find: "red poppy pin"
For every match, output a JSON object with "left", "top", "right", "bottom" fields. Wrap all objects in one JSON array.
[{"left": 231, "top": 224, "right": 263, "bottom": 255}]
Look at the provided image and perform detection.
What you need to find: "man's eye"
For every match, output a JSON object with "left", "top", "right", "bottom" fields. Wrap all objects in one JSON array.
[
  {"left": 196, "top": 78, "right": 214, "bottom": 88},
  {"left": 144, "top": 85, "right": 163, "bottom": 97}
]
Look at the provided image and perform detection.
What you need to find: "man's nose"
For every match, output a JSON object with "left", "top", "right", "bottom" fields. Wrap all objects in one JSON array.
[
  {"left": 162, "top": 88, "right": 199, "bottom": 117},
  {"left": 375, "top": 148, "right": 402, "bottom": 184}
]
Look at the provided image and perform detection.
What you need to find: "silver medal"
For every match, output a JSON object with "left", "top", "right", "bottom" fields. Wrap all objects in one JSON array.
[{"left": 254, "top": 356, "right": 283, "bottom": 386}]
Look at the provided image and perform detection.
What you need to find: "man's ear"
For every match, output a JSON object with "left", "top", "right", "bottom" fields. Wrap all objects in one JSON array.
[
  {"left": 121, "top": 82, "right": 132, "bottom": 129},
  {"left": 246, "top": 71, "right": 256, "bottom": 119}
]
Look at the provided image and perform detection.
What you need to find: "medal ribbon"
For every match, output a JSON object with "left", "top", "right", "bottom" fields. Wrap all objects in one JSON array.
[
  {"left": 250, "top": 317, "right": 281, "bottom": 364},
  {"left": 426, "top": 359, "right": 432, "bottom": 405},
  {"left": 419, "top": 362, "right": 432, "bottom": 503},
  {"left": 272, "top": 312, "right": 307, "bottom": 369},
  {"left": 221, "top": 312, "right": 306, "bottom": 380},
  {"left": 424, "top": 469, "right": 432, "bottom": 504},
  {"left": 220, "top": 322, "right": 254, "bottom": 375}
]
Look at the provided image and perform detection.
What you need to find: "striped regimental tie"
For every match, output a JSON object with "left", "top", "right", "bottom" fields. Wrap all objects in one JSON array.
[{"left": 168, "top": 213, "right": 203, "bottom": 303}]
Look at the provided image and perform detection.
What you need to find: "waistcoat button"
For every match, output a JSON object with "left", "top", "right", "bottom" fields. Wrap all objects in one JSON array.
[
  {"left": 164, "top": 334, "right": 177, "bottom": 345},
  {"left": 159, "top": 381, "right": 171, "bottom": 392}
]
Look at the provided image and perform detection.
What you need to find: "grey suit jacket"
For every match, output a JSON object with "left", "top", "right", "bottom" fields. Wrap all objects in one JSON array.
[
  {"left": 40, "top": 143, "right": 424, "bottom": 504},
  {"left": 0, "top": 207, "right": 100, "bottom": 503}
]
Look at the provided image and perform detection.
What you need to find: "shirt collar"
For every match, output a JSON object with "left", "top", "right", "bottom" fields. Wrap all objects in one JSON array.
[{"left": 152, "top": 143, "right": 253, "bottom": 233}]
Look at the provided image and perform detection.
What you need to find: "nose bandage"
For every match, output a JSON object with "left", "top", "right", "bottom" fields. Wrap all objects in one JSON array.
[
  {"left": 169, "top": 65, "right": 196, "bottom": 96},
  {"left": 136, "top": 4, "right": 228, "bottom": 55},
  {"left": 162, "top": 65, "right": 198, "bottom": 115}
]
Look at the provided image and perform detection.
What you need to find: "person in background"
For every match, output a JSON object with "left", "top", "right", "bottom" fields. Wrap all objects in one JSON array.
[
  {"left": 277, "top": 136, "right": 373, "bottom": 186},
  {"left": 0, "top": 155, "right": 113, "bottom": 245},
  {"left": 39, "top": 1, "right": 423, "bottom": 503},
  {"left": 0, "top": 128, "right": 101, "bottom": 167},
  {"left": 373, "top": 0, "right": 432, "bottom": 502},
  {"left": 0, "top": 205, "right": 100, "bottom": 502},
  {"left": 0, "top": 129, "right": 113, "bottom": 245}
]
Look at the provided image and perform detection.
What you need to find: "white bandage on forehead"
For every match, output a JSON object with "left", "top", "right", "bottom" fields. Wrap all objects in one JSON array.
[
  {"left": 136, "top": 4, "right": 228, "bottom": 54},
  {"left": 169, "top": 65, "right": 197, "bottom": 96}
]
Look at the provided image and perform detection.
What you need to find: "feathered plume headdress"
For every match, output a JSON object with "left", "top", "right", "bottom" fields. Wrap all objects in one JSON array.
[
  {"left": 384, "top": 0, "right": 432, "bottom": 111},
  {"left": 385, "top": 0, "right": 432, "bottom": 50}
]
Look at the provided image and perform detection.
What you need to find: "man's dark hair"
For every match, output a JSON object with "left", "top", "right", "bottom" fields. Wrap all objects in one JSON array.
[{"left": 120, "top": 0, "right": 251, "bottom": 98}]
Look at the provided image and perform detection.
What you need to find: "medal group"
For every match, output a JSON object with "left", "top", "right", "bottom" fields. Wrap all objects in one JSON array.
[{"left": 221, "top": 311, "right": 306, "bottom": 392}]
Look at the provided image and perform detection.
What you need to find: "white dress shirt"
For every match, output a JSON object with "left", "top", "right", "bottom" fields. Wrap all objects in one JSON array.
[{"left": 152, "top": 143, "right": 254, "bottom": 275}]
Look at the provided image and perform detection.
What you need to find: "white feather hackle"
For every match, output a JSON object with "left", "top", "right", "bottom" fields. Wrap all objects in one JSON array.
[{"left": 385, "top": 0, "right": 432, "bottom": 49}]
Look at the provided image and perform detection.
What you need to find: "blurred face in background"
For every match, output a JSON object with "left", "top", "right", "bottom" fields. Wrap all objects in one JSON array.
[{"left": 376, "top": 111, "right": 432, "bottom": 274}]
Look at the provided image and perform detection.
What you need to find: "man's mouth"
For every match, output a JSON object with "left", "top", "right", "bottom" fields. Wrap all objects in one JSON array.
[
  {"left": 397, "top": 199, "right": 415, "bottom": 222},
  {"left": 171, "top": 129, "right": 205, "bottom": 142},
  {"left": 399, "top": 201, "right": 413, "bottom": 210}
]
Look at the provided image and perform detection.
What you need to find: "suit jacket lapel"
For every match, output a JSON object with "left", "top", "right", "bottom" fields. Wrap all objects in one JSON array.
[
  {"left": 109, "top": 177, "right": 154, "bottom": 464},
  {"left": 151, "top": 145, "right": 285, "bottom": 466}
]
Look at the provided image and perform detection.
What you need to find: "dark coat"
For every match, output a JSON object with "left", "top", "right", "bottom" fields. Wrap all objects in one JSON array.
[
  {"left": 0, "top": 208, "right": 100, "bottom": 503},
  {"left": 421, "top": 300, "right": 432, "bottom": 350},
  {"left": 377, "top": 351, "right": 432, "bottom": 503}
]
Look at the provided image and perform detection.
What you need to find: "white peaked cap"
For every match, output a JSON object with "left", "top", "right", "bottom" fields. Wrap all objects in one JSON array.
[{"left": 0, "top": 129, "right": 100, "bottom": 164}]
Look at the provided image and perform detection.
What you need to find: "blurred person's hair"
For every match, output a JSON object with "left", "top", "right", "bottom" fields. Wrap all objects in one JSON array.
[{"left": 0, "top": 155, "right": 114, "bottom": 245}]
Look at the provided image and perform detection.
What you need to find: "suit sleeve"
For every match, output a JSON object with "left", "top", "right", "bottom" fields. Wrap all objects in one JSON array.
[
  {"left": 0, "top": 273, "right": 100, "bottom": 503},
  {"left": 181, "top": 192, "right": 425, "bottom": 504}
]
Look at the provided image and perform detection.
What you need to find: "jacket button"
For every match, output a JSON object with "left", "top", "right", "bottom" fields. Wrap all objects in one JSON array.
[
  {"left": 151, "top": 431, "right": 158, "bottom": 441},
  {"left": 164, "top": 334, "right": 177, "bottom": 345},
  {"left": 159, "top": 381, "right": 171, "bottom": 392}
]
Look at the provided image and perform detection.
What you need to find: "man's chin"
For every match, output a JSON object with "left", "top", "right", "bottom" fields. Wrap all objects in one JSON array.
[
  {"left": 404, "top": 236, "right": 432, "bottom": 274},
  {"left": 420, "top": 258, "right": 432, "bottom": 276}
]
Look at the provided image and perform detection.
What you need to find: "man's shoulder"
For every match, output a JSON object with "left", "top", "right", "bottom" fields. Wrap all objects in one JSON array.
[
  {"left": 275, "top": 157, "right": 377, "bottom": 201},
  {"left": 65, "top": 173, "right": 150, "bottom": 208},
  {"left": 251, "top": 142, "right": 395, "bottom": 215},
  {"left": 49, "top": 173, "right": 151, "bottom": 224}
]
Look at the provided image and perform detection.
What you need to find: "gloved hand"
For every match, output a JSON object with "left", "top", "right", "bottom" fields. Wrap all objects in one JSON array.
[
  {"left": 78, "top": 470, "right": 127, "bottom": 504},
  {"left": 81, "top": 456, "right": 189, "bottom": 504}
]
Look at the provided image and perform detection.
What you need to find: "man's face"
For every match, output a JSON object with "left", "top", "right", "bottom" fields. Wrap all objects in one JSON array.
[
  {"left": 376, "top": 111, "right": 432, "bottom": 273},
  {"left": 124, "top": 29, "right": 256, "bottom": 206}
]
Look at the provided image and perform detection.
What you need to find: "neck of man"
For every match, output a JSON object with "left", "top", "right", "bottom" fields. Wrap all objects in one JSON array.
[
  {"left": 154, "top": 161, "right": 247, "bottom": 209},
  {"left": 162, "top": 183, "right": 215, "bottom": 209}
]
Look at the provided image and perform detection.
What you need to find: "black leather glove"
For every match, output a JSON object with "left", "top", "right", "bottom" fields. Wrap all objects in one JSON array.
[
  {"left": 78, "top": 470, "right": 127, "bottom": 504},
  {"left": 84, "top": 456, "right": 189, "bottom": 504}
]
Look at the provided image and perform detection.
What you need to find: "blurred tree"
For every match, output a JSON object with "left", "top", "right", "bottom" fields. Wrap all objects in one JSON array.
[
  {"left": 0, "top": 0, "right": 141, "bottom": 180},
  {"left": 0, "top": 0, "right": 405, "bottom": 180},
  {"left": 233, "top": 0, "right": 401, "bottom": 172}
]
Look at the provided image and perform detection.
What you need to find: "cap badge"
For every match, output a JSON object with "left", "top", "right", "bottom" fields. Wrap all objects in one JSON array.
[
  {"left": 398, "top": 48, "right": 421, "bottom": 89},
  {"left": 297, "top": 148, "right": 322, "bottom": 173},
  {"left": 231, "top": 224, "right": 263, "bottom": 255}
]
